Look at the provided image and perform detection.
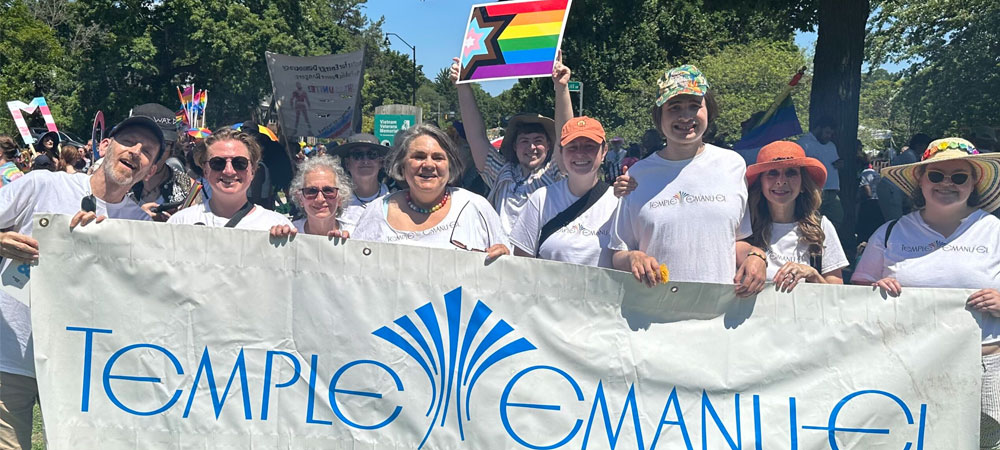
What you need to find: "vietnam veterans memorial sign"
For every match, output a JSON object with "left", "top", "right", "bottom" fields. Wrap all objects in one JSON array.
[{"left": 30, "top": 215, "right": 983, "bottom": 448}]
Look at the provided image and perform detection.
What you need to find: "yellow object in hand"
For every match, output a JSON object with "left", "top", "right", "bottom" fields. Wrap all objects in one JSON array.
[{"left": 659, "top": 263, "right": 669, "bottom": 283}]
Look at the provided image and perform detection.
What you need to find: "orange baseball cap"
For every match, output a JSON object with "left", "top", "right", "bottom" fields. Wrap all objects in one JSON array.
[{"left": 560, "top": 116, "right": 606, "bottom": 146}]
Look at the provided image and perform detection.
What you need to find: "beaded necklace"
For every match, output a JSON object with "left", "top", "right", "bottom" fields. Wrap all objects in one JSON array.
[{"left": 406, "top": 190, "right": 450, "bottom": 214}]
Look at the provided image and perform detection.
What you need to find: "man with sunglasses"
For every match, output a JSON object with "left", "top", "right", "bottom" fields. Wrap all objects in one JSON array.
[
  {"left": 332, "top": 133, "right": 392, "bottom": 230},
  {"left": 0, "top": 116, "right": 163, "bottom": 449}
]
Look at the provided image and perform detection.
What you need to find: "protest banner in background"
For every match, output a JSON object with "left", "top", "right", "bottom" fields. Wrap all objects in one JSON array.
[
  {"left": 31, "top": 214, "right": 982, "bottom": 449},
  {"left": 458, "top": 0, "right": 573, "bottom": 83},
  {"left": 265, "top": 50, "right": 364, "bottom": 139},
  {"left": 6, "top": 97, "right": 59, "bottom": 145}
]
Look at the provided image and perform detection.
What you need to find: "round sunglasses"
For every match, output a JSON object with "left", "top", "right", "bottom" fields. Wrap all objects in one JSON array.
[
  {"left": 207, "top": 156, "right": 250, "bottom": 171},
  {"left": 926, "top": 170, "right": 970, "bottom": 185}
]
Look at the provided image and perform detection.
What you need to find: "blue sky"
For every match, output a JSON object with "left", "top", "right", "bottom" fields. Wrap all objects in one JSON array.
[{"left": 364, "top": 2, "right": 894, "bottom": 96}]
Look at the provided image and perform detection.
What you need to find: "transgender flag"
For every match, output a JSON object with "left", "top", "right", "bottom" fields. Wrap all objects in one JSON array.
[{"left": 457, "top": 0, "right": 573, "bottom": 83}]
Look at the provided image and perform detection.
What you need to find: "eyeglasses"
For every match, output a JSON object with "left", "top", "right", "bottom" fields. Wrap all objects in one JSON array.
[
  {"left": 207, "top": 156, "right": 250, "bottom": 171},
  {"left": 926, "top": 170, "right": 970, "bottom": 185},
  {"left": 349, "top": 150, "right": 380, "bottom": 161},
  {"left": 301, "top": 186, "right": 340, "bottom": 200},
  {"left": 449, "top": 201, "right": 491, "bottom": 252}
]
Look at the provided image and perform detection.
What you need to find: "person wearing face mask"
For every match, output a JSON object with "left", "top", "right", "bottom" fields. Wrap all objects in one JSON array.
[
  {"left": 744, "top": 141, "right": 847, "bottom": 291},
  {"left": 167, "top": 128, "right": 292, "bottom": 230},
  {"left": 0, "top": 116, "right": 163, "bottom": 449},
  {"left": 332, "top": 133, "right": 392, "bottom": 232},
  {"left": 608, "top": 65, "right": 766, "bottom": 295},
  {"left": 449, "top": 57, "right": 571, "bottom": 236},
  {"left": 352, "top": 124, "right": 508, "bottom": 260},
  {"left": 269, "top": 155, "right": 352, "bottom": 239},
  {"left": 852, "top": 138, "right": 1000, "bottom": 447}
]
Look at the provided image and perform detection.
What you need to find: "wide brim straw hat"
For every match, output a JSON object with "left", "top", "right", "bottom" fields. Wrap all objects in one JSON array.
[
  {"left": 881, "top": 137, "right": 1000, "bottom": 212},
  {"left": 499, "top": 113, "right": 556, "bottom": 159},
  {"left": 332, "top": 133, "right": 391, "bottom": 158},
  {"left": 745, "top": 140, "right": 827, "bottom": 187}
]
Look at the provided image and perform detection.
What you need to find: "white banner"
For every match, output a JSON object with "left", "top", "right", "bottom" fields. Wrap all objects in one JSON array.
[
  {"left": 30, "top": 214, "right": 983, "bottom": 449},
  {"left": 265, "top": 50, "right": 364, "bottom": 139}
]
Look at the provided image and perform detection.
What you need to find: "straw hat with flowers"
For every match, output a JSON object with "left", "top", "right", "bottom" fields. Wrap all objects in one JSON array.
[{"left": 881, "top": 138, "right": 1000, "bottom": 212}]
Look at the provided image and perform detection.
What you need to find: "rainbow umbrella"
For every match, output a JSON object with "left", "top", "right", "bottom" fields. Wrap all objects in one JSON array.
[{"left": 187, "top": 128, "right": 212, "bottom": 139}]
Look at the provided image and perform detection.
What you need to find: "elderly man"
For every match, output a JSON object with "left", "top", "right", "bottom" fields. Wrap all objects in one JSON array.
[{"left": 0, "top": 115, "right": 164, "bottom": 449}]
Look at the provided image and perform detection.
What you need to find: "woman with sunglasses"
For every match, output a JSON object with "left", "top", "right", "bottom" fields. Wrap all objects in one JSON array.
[
  {"left": 332, "top": 133, "right": 392, "bottom": 232},
  {"left": 168, "top": 128, "right": 292, "bottom": 229},
  {"left": 853, "top": 138, "right": 1000, "bottom": 446},
  {"left": 352, "top": 124, "right": 508, "bottom": 259},
  {"left": 744, "top": 141, "right": 847, "bottom": 292},
  {"left": 269, "top": 155, "right": 352, "bottom": 239}
]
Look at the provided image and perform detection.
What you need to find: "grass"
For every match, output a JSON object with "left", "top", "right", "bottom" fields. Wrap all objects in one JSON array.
[{"left": 31, "top": 404, "right": 44, "bottom": 450}]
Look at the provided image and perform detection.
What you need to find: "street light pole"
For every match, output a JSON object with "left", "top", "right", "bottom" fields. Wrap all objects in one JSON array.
[{"left": 385, "top": 32, "right": 416, "bottom": 106}]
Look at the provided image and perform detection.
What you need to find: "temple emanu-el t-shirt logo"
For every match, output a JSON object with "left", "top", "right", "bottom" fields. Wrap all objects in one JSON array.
[
  {"left": 374, "top": 287, "right": 536, "bottom": 449},
  {"left": 649, "top": 191, "right": 728, "bottom": 208},
  {"left": 901, "top": 239, "right": 988, "bottom": 254}
]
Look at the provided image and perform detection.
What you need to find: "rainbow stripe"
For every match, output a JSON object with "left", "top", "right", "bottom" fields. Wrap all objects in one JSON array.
[{"left": 460, "top": 0, "right": 572, "bottom": 82}]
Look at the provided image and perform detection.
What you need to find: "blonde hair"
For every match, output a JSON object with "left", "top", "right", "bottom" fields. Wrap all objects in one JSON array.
[{"left": 192, "top": 128, "right": 262, "bottom": 169}]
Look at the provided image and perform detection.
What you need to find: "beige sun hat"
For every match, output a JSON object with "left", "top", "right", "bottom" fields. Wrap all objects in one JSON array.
[{"left": 881, "top": 137, "right": 1000, "bottom": 211}]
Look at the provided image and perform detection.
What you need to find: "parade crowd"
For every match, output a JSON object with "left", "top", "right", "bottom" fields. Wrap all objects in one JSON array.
[{"left": 2, "top": 58, "right": 1000, "bottom": 449}]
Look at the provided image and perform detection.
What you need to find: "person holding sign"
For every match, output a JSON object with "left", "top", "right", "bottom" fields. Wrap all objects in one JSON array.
[
  {"left": 608, "top": 65, "right": 766, "bottom": 294},
  {"left": 352, "top": 124, "right": 508, "bottom": 259},
  {"left": 851, "top": 138, "right": 1000, "bottom": 447},
  {"left": 449, "top": 56, "right": 573, "bottom": 236},
  {"left": 168, "top": 128, "right": 292, "bottom": 229},
  {"left": 269, "top": 154, "right": 352, "bottom": 239},
  {"left": 744, "top": 141, "right": 847, "bottom": 292},
  {"left": 0, "top": 116, "right": 163, "bottom": 449}
]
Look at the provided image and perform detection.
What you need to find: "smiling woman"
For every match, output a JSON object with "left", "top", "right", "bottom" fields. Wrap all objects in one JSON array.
[
  {"left": 167, "top": 128, "right": 292, "bottom": 230},
  {"left": 352, "top": 124, "right": 508, "bottom": 259}
]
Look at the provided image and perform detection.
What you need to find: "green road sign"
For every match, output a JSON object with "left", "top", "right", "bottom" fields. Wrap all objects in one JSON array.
[
  {"left": 567, "top": 81, "right": 582, "bottom": 92},
  {"left": 374, "top": 114, "right": 415, "bottom": 146}
]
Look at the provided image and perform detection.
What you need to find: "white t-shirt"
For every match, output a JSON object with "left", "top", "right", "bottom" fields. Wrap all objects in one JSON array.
[
  {"left": 482, "top": 152, "right": 565, "bottom": 236},
  {"left": 292, "top": 217, "right": 346, "bottom": 234},
  {"left": 0, "top": 171, "right": 149, "bottom": 378},
  {"left": 339, "top": 183, "right": 389, "bottom": 233},
  {"left": 168, "top": 198, "right": 292, "bottom": 230},
  {"left": 853, "top": 209, "right": 1000, "bottom": 343},
  {"left": 352, "top": 187, "right": 507, "bottom": 251},
  {"left": 796, "top": 132, "right": 840, "bottom": 190},
  {"left": 509, "top": 179, "right": 617, "bottom": 268},
  {"left": 764, "top": 216, "right": 849, "bottom": 279},
  {"left": 609, "top": 145, "right": 751, "bottom": 284}
]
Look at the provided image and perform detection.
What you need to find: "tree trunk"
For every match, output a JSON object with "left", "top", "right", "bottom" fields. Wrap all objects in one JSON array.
[{"left": 809, "top": 0, "right": 870, "bottom": 263}]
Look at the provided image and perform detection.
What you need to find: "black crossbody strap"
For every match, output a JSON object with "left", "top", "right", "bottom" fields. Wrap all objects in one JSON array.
[
  {"left": 537, "top": 181, "right": 609, "bottom": 256},
  {"left": 883, "top": 218, "right": 900, "bottom": 248},
  {"left": 224, "top": 202, "right": 255, "bottom": 228}
]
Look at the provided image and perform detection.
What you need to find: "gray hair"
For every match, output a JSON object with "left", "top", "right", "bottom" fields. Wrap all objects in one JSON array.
[
  {"left": 290, "top": 155, "right": 353, "bottom": 217},
  {"left": 385, "top": 123, "right": 465, "bottom": 185}
]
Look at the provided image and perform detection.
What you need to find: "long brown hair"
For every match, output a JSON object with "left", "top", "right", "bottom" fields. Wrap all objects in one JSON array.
[{"left": 747, "top": 167, "right": 825, "bottom": 251}]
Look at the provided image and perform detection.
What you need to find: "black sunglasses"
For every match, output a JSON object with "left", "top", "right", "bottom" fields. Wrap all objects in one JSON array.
[
  {"left": 926, "top": 170, "right": 969, "bottom": 185},
  {"left": 207, "top": 156, "right": 250, "bottom": 171},
  {"left": 349, "top": 150, "right": 380, "bottom": 161},
  {"left": 301, "top": 186, "right": 340, "bottom": 199}
]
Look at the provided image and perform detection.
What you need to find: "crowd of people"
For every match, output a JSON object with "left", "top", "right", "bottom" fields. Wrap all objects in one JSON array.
[{"left": 1, "top": 57, "right": 999, "bottom": 448}]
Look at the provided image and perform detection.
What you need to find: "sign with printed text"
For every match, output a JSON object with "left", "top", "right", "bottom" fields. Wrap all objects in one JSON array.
[
  {"left": 374, "top": 114, "right": 416, "bottom": 146},
  {"left": 30, "top": 214, "right": 983, "bottom": 449},
  {"left": 265, "top": 50, "right": 365, "bottom": 139}
]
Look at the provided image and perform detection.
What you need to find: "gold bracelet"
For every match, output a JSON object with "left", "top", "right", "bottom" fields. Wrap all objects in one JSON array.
[{"left": 747, "top": 251, "right": 767, "bottom": 266}]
